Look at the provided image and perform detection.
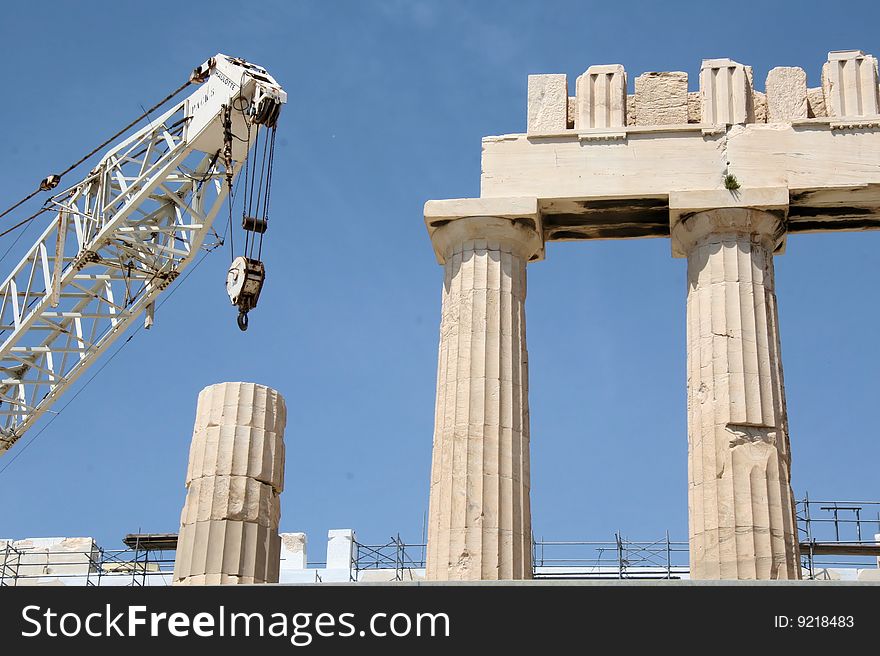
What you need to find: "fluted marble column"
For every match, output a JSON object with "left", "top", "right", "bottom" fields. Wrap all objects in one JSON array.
[
  {"left": 173, "top": 382, "right": 286, "bottom": 585},
  {"left": 424, "top": 209, "right": 542, "bottom": 580},
  {"left": 672, "top": 207, "right": 799, "bottom": 580}
]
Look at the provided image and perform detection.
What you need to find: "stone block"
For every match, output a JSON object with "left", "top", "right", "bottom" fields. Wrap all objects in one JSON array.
[
  {"left": 326, "top": 529, "right": 355, "bottom": 570},
  {"left": 280, "top": 533, "right": 307, "bottom": 570},
  {"left": 687, "top": 91, "right": 701, "bottom": 122},
  {"left": 174, "top": 520, "right": 280, "bottom": 583},
  {"left": 807, "top": 87, "right": 827, "bottom": 117},
  {"left": 753, "top": 91, "right": 767, "bottom": 123},
  {"left": 822, "top": 50, "right": 880, "bottom": 117},
  {"left": 181, "top": 476, "right": 280, "bottom": 527},
  {"left": 766, "top": 67, "right": 808, "bottom": 122},
  {"left": 187, "top": 425, "right": 285, "bottom": 492},
  {"left": 527, "top": 74, "right": 568, "bottom": 133},
  {"left": 669, "top": 187, "right": 789, "bottom": 257},
  {"left": 2, "top": 537, "right": 97, "bottom": 579},
  {"left": 634, "top": 71, "right": 688, "bottom": 125},
  {"left": 576, "top": 64, "right": 627, "bottom": 129},
  {"left": 193, "top": 381, "right": 287, "bottom": 435},
  {"left": 424, "top": 197, "right": 542, "bottom": 265},
  {"left": 700, "top": 58, "right": 753, "bottom": 125}
]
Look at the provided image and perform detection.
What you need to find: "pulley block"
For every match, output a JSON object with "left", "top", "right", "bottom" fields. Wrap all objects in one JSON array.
[
  {"left": 226, "top": 256, "right": 266, "bottom": 331},
  {"left": 253, "top": 96, "right": 282, "bottom": 128},
  {"left": 242, "top": 215, "right": 268, "bottom": 234}
]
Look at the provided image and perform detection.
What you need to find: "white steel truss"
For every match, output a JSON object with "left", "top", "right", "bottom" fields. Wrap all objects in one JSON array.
[{"left": 0, "top": 54, "right": 286, "bottom": 453}]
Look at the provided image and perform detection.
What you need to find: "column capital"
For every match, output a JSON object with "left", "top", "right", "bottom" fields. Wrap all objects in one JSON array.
[
  {"left": 669, "top": 187, "right": 789, "bottom": 257},
  {"left": 424, "top": 197, "right": 544, "bottom": 264}
]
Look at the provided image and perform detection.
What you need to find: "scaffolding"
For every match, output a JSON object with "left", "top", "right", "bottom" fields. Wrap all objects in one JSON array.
[
  {"left": 351, "top": 534, "right": 426, "bottom": 581},
  {"left": 532, "top": 532, "right": 690, "bottom": 580},
  {"left": 3, "top": 497, "right": 879, "bottom": 585},
  {"left": 0, "top": 542, "right": 21, "bottom": 585},
  {"left": 797, "top": 495, "right": 880, "bottom": 580},
  {"left": 348, "top": 533, "right": 690, "bottom": 580},
  {"left": 0, "top": 539, "right": 176, "bottom": 587},
  {"left": 349, "top": 497, "right": 880, "bottom": 581}
]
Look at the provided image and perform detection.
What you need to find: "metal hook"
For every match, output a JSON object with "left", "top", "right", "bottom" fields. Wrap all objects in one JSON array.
[{"left": 237, "top": 311, "right": 249, "bottom": 331}]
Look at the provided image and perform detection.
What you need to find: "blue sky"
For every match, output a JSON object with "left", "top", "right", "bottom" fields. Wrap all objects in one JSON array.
[{"left": 0, "top": 0, "right": 878, "bottom": 553}]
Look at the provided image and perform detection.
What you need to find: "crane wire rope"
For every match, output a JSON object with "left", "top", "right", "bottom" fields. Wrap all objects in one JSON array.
[
  {"left": 0, "top": 79, "right": 193, "bottom": 225},
  {"left": 249, "top": 126, "right": 269, "bottom": 259},
  {"left": 233, "top": 90, "right": 276, "bottom": 263},
  {"left": 257, "top": 127, "right": 277, "bottom": 261}
]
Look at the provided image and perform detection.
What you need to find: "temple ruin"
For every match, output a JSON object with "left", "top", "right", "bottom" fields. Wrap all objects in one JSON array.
[{"left": 423, "top": 50, "right": 880, "bottom": 581}]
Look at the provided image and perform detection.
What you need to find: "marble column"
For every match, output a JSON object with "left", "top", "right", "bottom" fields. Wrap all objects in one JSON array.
[
  {"left": 173, "top": 381, "right": 286, "bottom": 585},
  {"left": 672, "top": 207, "right": 800, "bottom": 580},
  {"left": 424, "top": 201, "right": 542, "bottom": 580}
]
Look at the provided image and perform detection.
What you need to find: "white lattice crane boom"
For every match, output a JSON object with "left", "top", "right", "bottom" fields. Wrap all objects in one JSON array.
[{"left": 0, "top": 54, "right": 286, "bottom": 454}]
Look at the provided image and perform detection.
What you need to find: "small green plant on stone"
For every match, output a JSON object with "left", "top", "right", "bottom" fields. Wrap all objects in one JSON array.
[{"left": 723, "top": 173, "right": 741, "bottom": 191}]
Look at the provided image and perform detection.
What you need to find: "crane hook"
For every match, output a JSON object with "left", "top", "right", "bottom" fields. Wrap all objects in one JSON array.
[{"left": 226, "top": 256, "right": 264, "bottom": 333}]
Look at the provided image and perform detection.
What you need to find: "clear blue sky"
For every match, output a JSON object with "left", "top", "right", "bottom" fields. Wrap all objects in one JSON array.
[{"left": 0, "top": 0, "right": 877, "bottom": 552}]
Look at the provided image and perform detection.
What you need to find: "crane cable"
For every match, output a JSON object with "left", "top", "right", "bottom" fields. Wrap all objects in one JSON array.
[
  {"left": 234, "top": 93, "right": 277, "bottom": 263},
  {"left": 0, "top": 80, "right": 193, "bottom": 225},
  {"left": 240, "top": 123, "right": 277, "bottom": 261},
  {"left": 258, "top": 127, "right": 277, "bottom": 261},
  {"left": 0, "top": 207, "right": 51, "bottom": 240}
]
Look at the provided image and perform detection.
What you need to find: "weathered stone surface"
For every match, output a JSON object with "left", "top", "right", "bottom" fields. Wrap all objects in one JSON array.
[
  {"left": 626, "top": 94, "right": 636, "bottom": 125},
  {"left": 634, "top": 71, "right": 688, "bottom": 125},
  {"left": 481, "top": 121, "right": 880, "bottom": 200},
  {"left": 567, "top": 97, "right": 576, "bottom": 129},
  {"left": 700, "top": 58, "right": 753, "bottom": 124},
  {"left": 174, "top": 382, "right": 286, "bottom": 585},
  {"left": 807, "top": 87, "right": 827, "bottom": 117},
  {"left": 180, "top": 476, "right": 280, "bottom": 527},
  {"left": 424, "top": 197, "right": 542, "bottom": 264},
  {"left": 174, "top": 519, "right": 280, "bottom": 583},
  {"left": 766, "top": 67, "right": 808, "bottom": 122},
  {"left": 687, "top": 92, "right": 701, "bottom": 123},
  {"left": 822, "top": 50, "right": 880, "bottom": 117},
  {"left": 753, "top": 91, "right": 767, "bottom": 123},
  {"left": 527, "top": 74, "right": 568, "bottom": 134},
  {"left": 429, "top": 57, "right": 880, "bottom": 585},
  {"left": 280, "top": 532, "right": 307, "bottom": 570},
  {"left": 576, "top": 64, "right": 627, "bottom": 129},
  {"left": 0, "top": 537, "right": 98, "bottom": 578},
  {"left": 187, "top": 425, "right": 284, "bottom": 492},
  {"left": 671, "top": 208, "right": 800, "bottom": 580},
  {"left": 194, "top": 381, "right": 286, "bottom": 435},
  {"left": 424, "top": 214, "right": 541, "bottom": 580}
]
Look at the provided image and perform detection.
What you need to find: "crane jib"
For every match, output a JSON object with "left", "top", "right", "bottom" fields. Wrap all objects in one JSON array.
[{"left": 0, "top": 53, "right": 286, "bottom": 453}]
